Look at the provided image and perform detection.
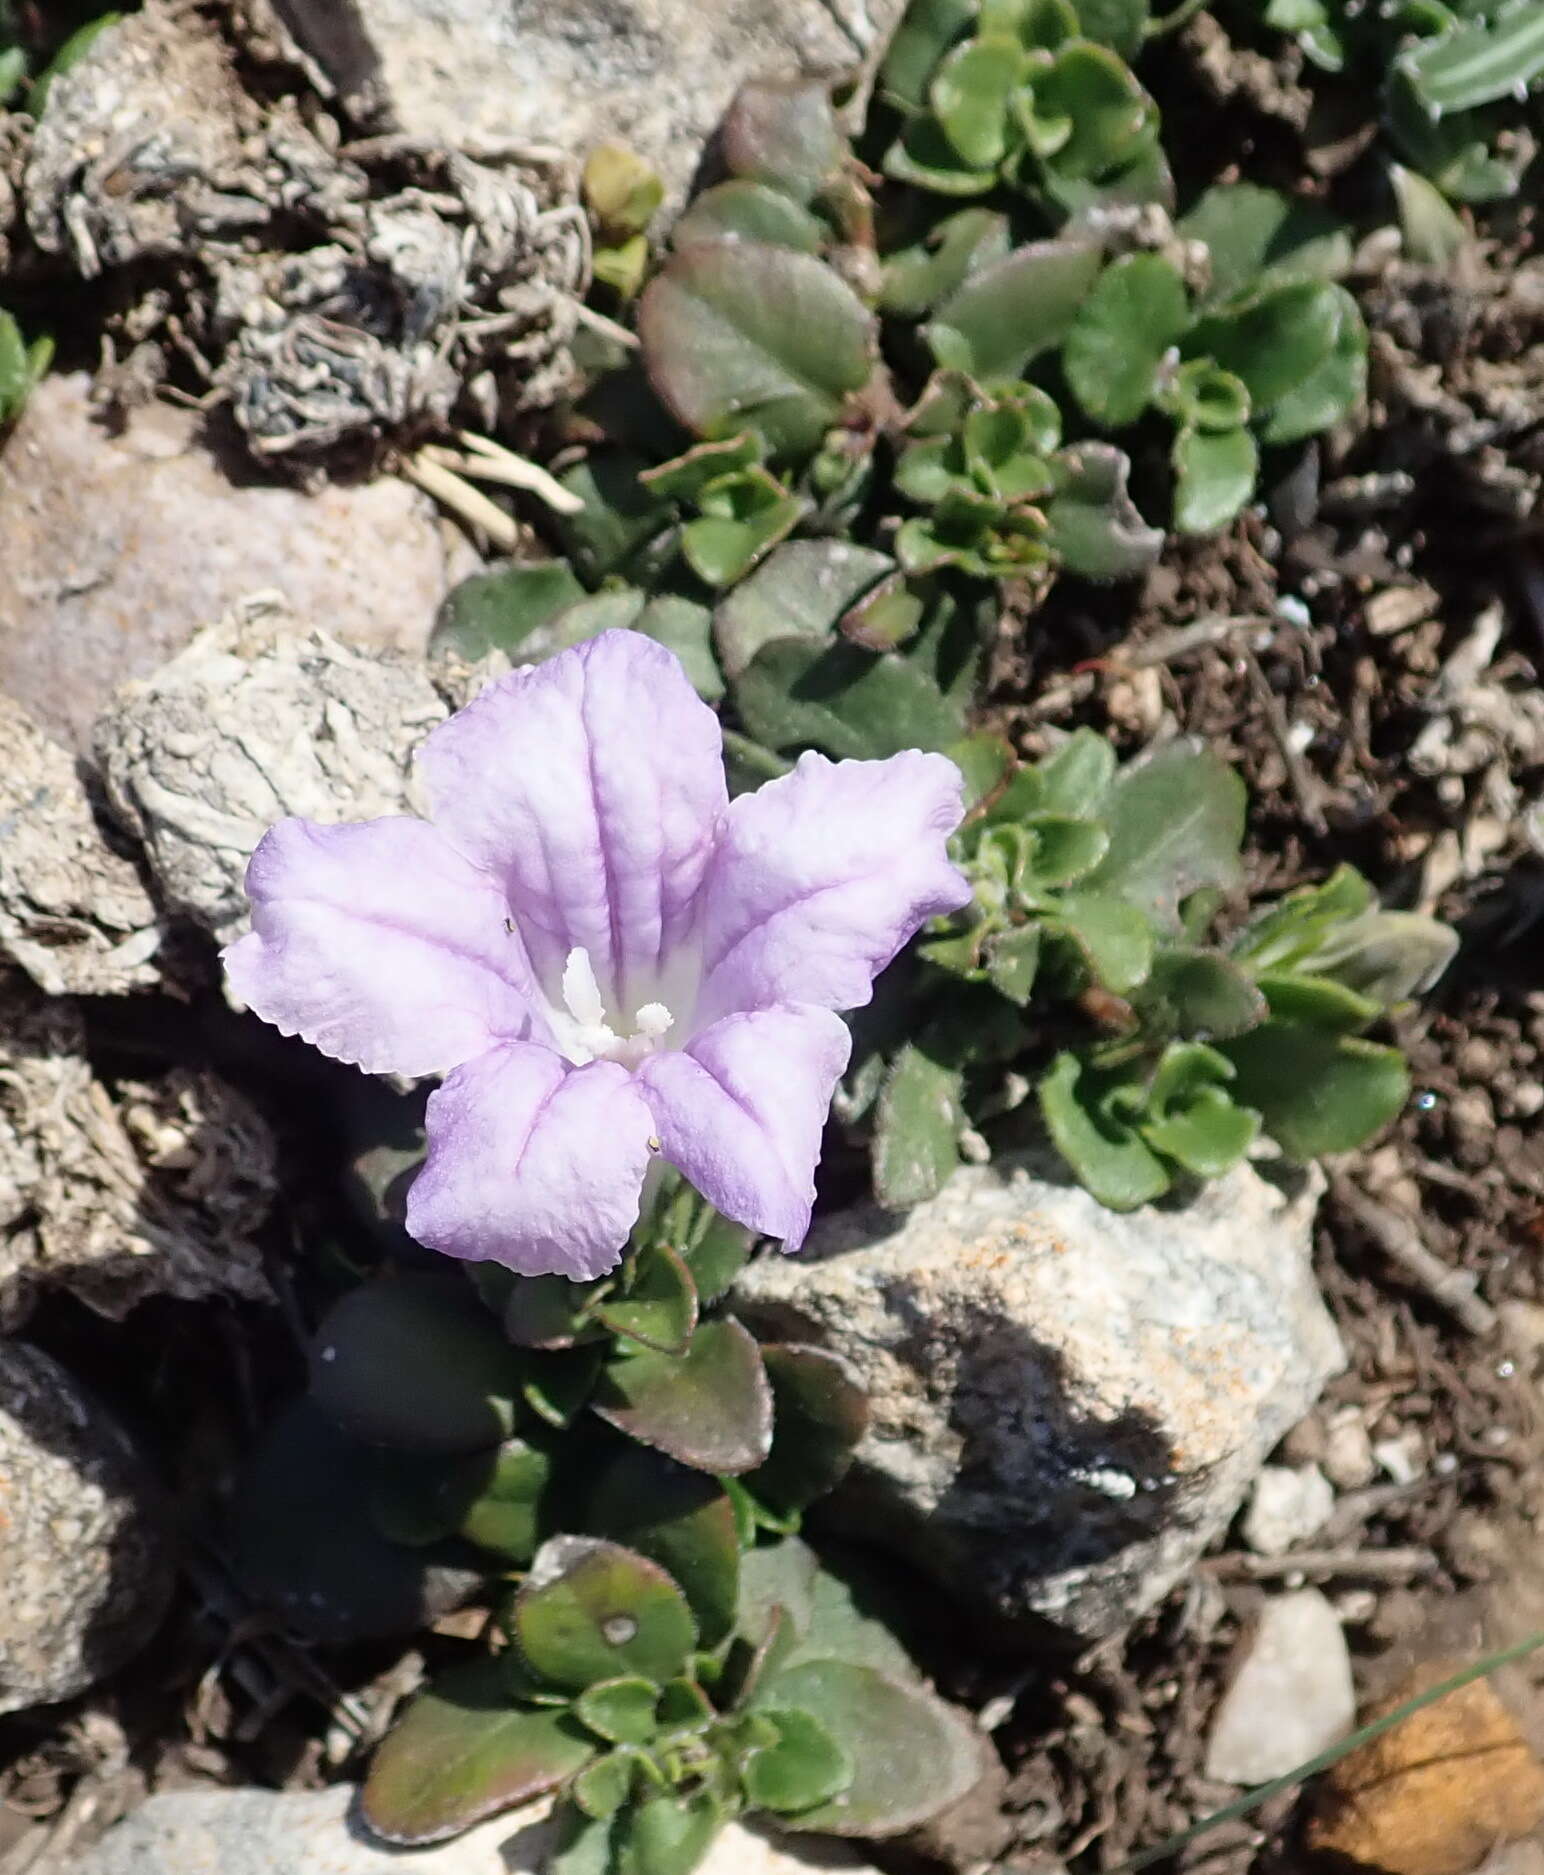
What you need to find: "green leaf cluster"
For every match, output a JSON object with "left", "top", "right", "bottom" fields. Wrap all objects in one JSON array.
[
  {"left": 232, "top": 1177, "right": 982, "bottom": 1866},
  {"left": 866, "top": 733, "right": 1457, "bottom": 1209}
]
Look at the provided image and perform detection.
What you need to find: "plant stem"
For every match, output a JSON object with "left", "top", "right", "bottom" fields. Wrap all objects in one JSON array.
[
  {"left": 720, "top": 730, "right": 793, "bottom": 780},
  {"left": 1102, "top": 1626, "right": 1544, "bottom": 1873},
  {"left": 1144, "top": 0, "right": 1209, "bottom": 38}
]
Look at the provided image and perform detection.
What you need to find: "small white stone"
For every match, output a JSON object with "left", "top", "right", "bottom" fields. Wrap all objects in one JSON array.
[
  {"left": 1204, "top": 1589, "right": 1355, "bottom": 1785},
  {"left": 1241, "top": 1464, "right": 1335, "bottom": 1556},
  {"left": 1372, "top": 1430, "right": 1424, "bottom": 1485},
  {"left": 1321, "top": 1407, "right": 1376, "bottom": 1490}
]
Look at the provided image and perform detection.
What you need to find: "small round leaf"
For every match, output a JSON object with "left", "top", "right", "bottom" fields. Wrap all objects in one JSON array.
[{"left": 515, "top": 1537, "right": 697, "bottom": 1692}]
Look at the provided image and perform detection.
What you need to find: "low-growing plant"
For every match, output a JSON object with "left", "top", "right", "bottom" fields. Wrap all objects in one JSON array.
[
  {"left": 1245, "top": 0, "right": 1544, "bottom": 202},
  {"left": 0, "top": 310, "right": 52, "bottom": 427}
]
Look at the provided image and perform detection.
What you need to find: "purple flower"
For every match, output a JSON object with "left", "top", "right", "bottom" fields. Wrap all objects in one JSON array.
[{"left": 224, "top": 631, "right": 969, "bottom": 1279}]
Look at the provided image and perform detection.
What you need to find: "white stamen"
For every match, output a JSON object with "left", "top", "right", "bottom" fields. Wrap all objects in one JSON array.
[
  {"left": 551, "top": 947, "right": 677, "bottom": 1068},
  {"left": 562, "top": 947, "right": 607, "bottom": 1028}
]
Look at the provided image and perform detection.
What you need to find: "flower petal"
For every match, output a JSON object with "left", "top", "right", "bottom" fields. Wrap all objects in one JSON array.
[
  {"left": 694, "top": 750, "right": 970, "bottom": 1024},
  {"left": 417, "top": 631, "right": 727, "bottom": 1014},
  {"left": 634, "top": 1005, "right": 851, "bottom": 1250},
  {"left": 406, "top": 1044, "right": 656, "bottom": 1279},
  {"left": 224, "top": 817, "right": 541, "bottom": 1077}
]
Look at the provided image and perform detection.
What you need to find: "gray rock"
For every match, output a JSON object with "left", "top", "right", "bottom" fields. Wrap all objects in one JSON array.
[
  {"left": 0, "top": 374, "right": 474, "bottom": 749},
  {"left": 75, "top": 1787, "right": 877, "bottom": 1873},
  {"left": 0, "top": 982, "right": 273, "bottom": 1327},
  {"left": 0, "top": 1343, "right": 173, "bottom": 1715},
  {"left": 92, "top": 598, "right": 448, "bottom": 946},
  {"left": 1204, "top": 1589, "right": 1355, "bottom": 1784},
  {"left": 1241, "top": 1462, "right": 1335, "bottom": 1556},
  {"left": 270, "top": 0, "right": 906, "bottom": 210},
  {"left": 0, "top": 695, "right": 160, "bottom": 996},
  {"left": 735, "top": 1152, "right": 1342, "bottom": 1640}
]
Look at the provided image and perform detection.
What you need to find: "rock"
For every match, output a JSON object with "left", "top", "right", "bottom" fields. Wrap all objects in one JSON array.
[
  {"left": 270, "top": 0, "right": 906, "bottom": 211},
  {"left": 1323, "top": 1404, "right": 1378, "bottom": 1490},
  {"left": 0, "top": 979, "right": 273, "bottom": 1326},
  {"left": 75, "top": 1786, "right": 877, "bottom": 1874},
  {"left": 1204, "top": 1590, "right": 1355, "bottom": 1784},
  {"left": 1475, "top": 1847, "right": 1544, "bottom": 1875},
  {"left": 1307, "top": 1663, "right": 1544, "bottom": 1875},
  {"left": 1241, "top": 1463, "right": 1336, "bottom": 1556},
  {"left": 0, "top": 696, "right": 161, "bottom": 996},
  {"left": 0, "top": 375, "right": 475, "bottom": 748},
  {"left": 734, "top": 1151, "right": 1341, "bottom": 1640},
  {"left": 0, "top": 1342, "right": 173, "bottom": 1715},
  {"left": 92, "top": 597, "right": 449, "bottom": 946}
]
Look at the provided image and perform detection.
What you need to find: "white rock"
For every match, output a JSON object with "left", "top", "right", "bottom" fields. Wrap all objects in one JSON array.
[
  {"left": 270, "top": 0, "right": 907, "bottom": 210},
  {"left": 735, "top": 1151, "right": 1342, "bottom": 1640},
  {"left": 92, "top": 598, "right": 449, "bottom": 946},
  {"left": 1204, "top": 1590, "right": 1355, "bottom": 1785},
  {"left": 1241, "top": 1464, "right": 1335, "bottom": 1556},
  {"left": 0, "top": 374, "right": 473, "bottom": 749},
  {"left": 1321, "top": 1406, "right": 1377, "bottom": 1491},
  {"left": 74, "top": 1786, "right": 876, "bottom": 1874}
]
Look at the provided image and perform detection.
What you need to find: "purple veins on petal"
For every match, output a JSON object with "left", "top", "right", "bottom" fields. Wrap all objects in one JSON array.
[{"left": 222, "top": 629, "right": 971, "bottom": 1278}]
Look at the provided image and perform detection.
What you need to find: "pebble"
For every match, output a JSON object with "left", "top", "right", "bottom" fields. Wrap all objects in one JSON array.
[
  {"left": 1241, "top": 1463, "right": 1335, "bottom": 1555},
  {"left": 1205, "top": 1589, "right": 1355, "bottom": 1785},
  {"left": 1307, "top": 1664, "right": 1544, "bottom": 1875}
]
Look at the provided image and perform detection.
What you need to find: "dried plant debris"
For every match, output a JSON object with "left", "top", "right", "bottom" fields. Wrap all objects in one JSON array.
[
  {"left": 0, "top": 979, "right": 274, "bottom": 1326},
  {"left": 20, "top": 3, "right": 586, "bottom": 466},
  {"left": 92, "top": 596, "right": 447, "bottom": 946},
  {"left": 1361, "top": 251, "right": 1544, "bottom": 523},
  {"left": 0, "top": 695, "right": 160, "bottom": 997}
]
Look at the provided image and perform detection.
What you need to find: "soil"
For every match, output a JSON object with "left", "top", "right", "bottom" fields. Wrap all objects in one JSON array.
[{"left": 2, "top": 5, "right": 1544, "bottom": 1875}]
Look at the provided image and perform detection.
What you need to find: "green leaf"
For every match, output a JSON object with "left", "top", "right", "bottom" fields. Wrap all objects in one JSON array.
[
  {"left": 1044, "top": 442, "right": 1162, "bottom": 579},
  {"left": 503, "top": 1274, "right": 610, "bottom": 1350},
  {"left": 593, "top": 1242, "right": 699, "bottom": 1355},
  {"left": 573, "top": 1749, "right": 641, "bottom": 1820},
  {"left": 1256, "top": 971, "right": 1384, "bottom": 1035},
  {"left": 925, "top": 238, "right": 1104, "bottom": 379},
  {"left": 1177, "top": 183, "right": 1352, "bottom": 308},
  {"left": 884, "top": 113, "right": 1001, "bottom": 195},
  {"left": 745, "top": 1345, "right": 869, "bottom": 1517},
  {"left": 985, "top": 922, "right": 1043, "bottom": 1002},
  {"left": 586, "top": 1444, "right": 742, "bottom": 1648},
  {"left": 1295, "top": 907, "right": 1459, "bottom": 1005},
  {"left": 616, "top": 1790, "right": 724, "bottom": 1875},
  {"left": 1398, "top": 0, "right": 1544, "bottom": 115},
  {"left": 639, "top": 244, "right": 875, "bottom": 459},
  {"left": 873, "top": 1043, "right": 964, "bottom": 1208},
  {"left": 309, "top": 1277, "right": 520, "bottom": 1455},
  {"left": 715, "top": 540, "right": 893, "bottom": 678},
  {"left": 1137, "top": 947, "right": 1267, "bottom": 1040},
  {"left": 1081, "top": 742, "right": 1246, "bottom": 931},
  {"left": 1221, "top": 1022, "right": 1410, "bottom": 1159},
  {"left": 514, "top": 1537, "right": 698, "bottom": 1691},
  {"left": 1033, "top": 727, "right": 1118, "bottom": 817},
  {"left": 431, "top": 561, "right": 587, "bottom": 662},
  {"left": 1141, "top": 1042, "right": 1259, "bottom": 1175},
  {"left": 593, "top": 1319, "right": 774, "bottom": 1475},
  {"left": 554, "top": 452, "right": 675, "bottom": 584},
  {"left": 1229, "top": 864, "right": 1374, "bottom": 971},
  {"left": 584, "top": 143, "right": 665, "bottom": 237},
  {"left": 680, "top": 1211, "right": 754, "bottom": 1306},
  {"left": 930, "top": 36, "right": 1027, "bottom": 168},
  {"left": 575, "top": 1677, "right": 661, "bottom": 1747},
  {"left": 1043, "top": 889, "right": 1155, "bottom": 991},
  {"left": 1028, "top": 41, "right": 1155, "bottom": 179},
  {"left": 1072, "top": 0, "right": 1149, "bottom": 57},
  {"left": 1026, "top": 816, "right": 1110, "bottom": 885},
  {"left": 743, "top": 1707, "right": 856, "bottom": 1812},
  {"left": 1390, "top": 162, "right": 1469, "bottom": 264},
  {"left": 457, "top": 1436, "right": 555, "bottom": 1563},
  {"left": 882, "top": 0, "right": 977, "bottom": 111},
  {"left": 361, "top": 1660, "right": 595, "bottom": 1844},
  {"left": 681, "top": 469, "right": 803, "bottom": 587},
  {"left": 720, "top": 77, "right": 846, "bottom": 203},
  {"left": 1172, "top": 424, "right": 1258, "bottom": 534},
  {"left": 674, "top": 179, "right": 827, "bottom": 253},
  {"left": 734, "top": 638, "right": 964, "bottom": 760},
  {"left": 752, "top": 1661, "right": 981, "bottom": 1834},
  {"left": 1186, "top": 280, "right": 1342, "bottom": 413},
  {"left": 641, "top": 434, "right": 763, "bottom": 504},
  {"left": 523, "top": 1345, "right": 606, "bottom": 1429},
  {"left": 548, "top": 1809, "right": 618, "bottom": 1875},
  {"left": 879, "top": 208, "right": 1013, "bottom": 315},
  {"left": 1064, "top": 252, "right": 1189, "bottom": 427},
  {"left": 1257, "top": 285, "right": 1367, "bottom": 445},
  {"left": 1039, "top": 1051, "right": 1170, "bottom": 1209}
]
